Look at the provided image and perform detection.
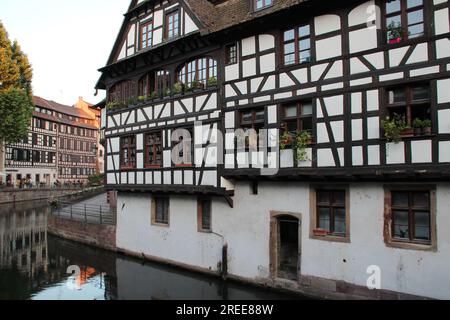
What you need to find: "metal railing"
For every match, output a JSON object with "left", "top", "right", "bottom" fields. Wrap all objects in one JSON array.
[{"left": 51, "top": 201, "right": 116, "bottom": 225}]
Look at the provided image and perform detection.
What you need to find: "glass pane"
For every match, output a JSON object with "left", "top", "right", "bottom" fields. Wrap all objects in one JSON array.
[
  {"left": 334, "top": 208, "right": 346, "bottom": 235},
  {"left": 408, "top": 24, "right": 424, "bottom": 39},
  {"left": 299, "top": 50, "right": 311, "bottom": 63},
  {"left": 242, "top": 112, "right": 252, "bottom": 123},
  {"left": 333, "top": 191, "right": 346, "bottom": 205},
  {"left": 407, "top": 0, "right": 423, "bottom": 9},
  {"left": 412, "top": 85, "right": 429, "bottom": 101},
  {"left": 285, "top": 105, "right": 297, "bottom": 118},
  {"left": 255, "top": 110, "right": 265, "bottom": 122},
  {"left": 284, "top": 29, "right": 295, "bottom": 42},
  {"left": 317, "top": 191, "right": 330, "bottom": 204},
  {"left": 287, "top": 121, "right": 298, "bottom": 133},
  {"left": 318, "top": 208, "right": 330, "bottom": 231},
  {"left": 301, "top": 118, "right": 313, "bottom": 132},
  {"left": 412, "top": 192, "right": 429, "bottom": 207},
  {"left": 414, "top": 211, "right": 430, "bottom": 240},
  {"left": 301, "top": 103, "right": 313, "bottom": 116},
  {"left": 393, "top": 210, "right": 409, "bottom": 239},
  {"left": 299, "top": 38, "right": 310, "bottom": 51},
  {"left": 392, "top": 192, "right": 409, "bottom": 207},
  {"left": 408, "top": 10, "right": 423, "bottom": 25},
  {"left": 386, "top": 0, "right": 401, "bottom": 14},
  {"left": 388, "top": 88, "right": 406, "bottom": 104},
  {"left": 299, "top": 25, "right": 310, "bottom": 37},
  {"left": 284, "top": 42, "right": 295, "bottom": 54},
  {"left": 284, "top": 54, "right": 296, "bottom": 65}
]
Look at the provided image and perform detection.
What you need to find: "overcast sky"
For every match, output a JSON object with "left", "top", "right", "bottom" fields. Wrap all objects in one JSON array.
[{"left": 0, "top": 0, "right": 129, "bottom": 106}]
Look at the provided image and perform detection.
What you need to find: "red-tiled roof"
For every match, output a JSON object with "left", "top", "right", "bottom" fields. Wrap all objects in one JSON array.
[{"left": 33, "top": 96, "right": 94, "bottom": 120}]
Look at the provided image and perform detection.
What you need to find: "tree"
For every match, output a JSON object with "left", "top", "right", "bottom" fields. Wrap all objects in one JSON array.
[{"left": 0, "top": 21, "right": 34, "bottom": 184}]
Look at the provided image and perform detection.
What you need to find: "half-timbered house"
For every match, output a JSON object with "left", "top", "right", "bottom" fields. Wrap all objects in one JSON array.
[{"left": 97, "top": 0, "right": 450, "bottom": 299}]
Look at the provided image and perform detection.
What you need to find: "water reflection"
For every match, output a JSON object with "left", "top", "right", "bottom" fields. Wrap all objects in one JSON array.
[{"left": 0, "top": 202, "right": 303, "bottom": 300}]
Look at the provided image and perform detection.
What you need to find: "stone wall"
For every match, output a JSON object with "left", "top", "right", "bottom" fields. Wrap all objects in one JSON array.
[
  {"left": 47, "top": 215, "right": 116, "bottom": 252},
  {"left": 0, "top": 187, "right": 104, "bottom": 205}
]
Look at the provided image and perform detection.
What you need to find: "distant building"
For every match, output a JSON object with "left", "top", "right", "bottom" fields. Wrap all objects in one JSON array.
[{"left": 5, "top": 96, "right": 103, "bottom": 187}]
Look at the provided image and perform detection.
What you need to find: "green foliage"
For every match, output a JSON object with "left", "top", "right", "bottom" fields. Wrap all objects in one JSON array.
[
  {"left": 207, "top": 77, "right": 218, "bottom": 87},
  {"left": 190, "top": 79, "right": 202, "bottom": 90},
  {"left": 148, "top": 91, "right": 158, "bottom": 100},
  {"left": 295, "top": 131, "right": 312, "bottom": 162},
  {"left": 173, "top": 82, "right": 183, "bottom": 94},
  {"left": 387, "top": 21, "right": 403, "bottom": 40},
  {"left": 413, "top": 118, "right": 423, "bottom": 129},
  {"left": 88, "top": 173, "right": 105, "bottom": 186},
  {"left": 0, "top": 88, "right": 33, "bottom": 143},
  {"left": 422, "top": 119, "right": 432, "bottom": 128},
  {"left": 280, "top": 131, "right": 293, "bottom": 151},
  {"left": 106, "top": 101, "right": 125, "bottom": 111},
  {"left": 382, "top": 113, "right": 409, "bottom": 143},
  {"left": 137, "top": 95, "right": 146, "bottom": 102},
  {"left": 0, "top": 22, "right": 33, "bottom": 144}
]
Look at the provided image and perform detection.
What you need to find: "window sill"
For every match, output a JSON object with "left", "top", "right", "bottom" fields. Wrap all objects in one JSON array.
[
  {"left": 310, "top": 232, "right": 350, "bottom": 244},
  {"left": 120, "top": 166, "right": 136, "bottom": 171},
  {"left": 151, "top": 222, "right": 170, "bottom": 228},
  {"left": 174, "top": 164, "right": 194, "bottom": 168},
  {"left": 145, "top": 165, "right": 162, "bottom": 169},
  {"left": 198, "top": 229, "right": 212, "bottom": 234},
  {"left": 385, "top": 239, "right": 436, "bottom": 252}
]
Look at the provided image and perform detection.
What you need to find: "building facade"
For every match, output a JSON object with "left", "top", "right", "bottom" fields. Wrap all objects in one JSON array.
[
  {"left": 5, "top": 96, "right": 102, "bottom": 187},
  {"left": 97, "top": 0, "right": 450, "bottom": 299}
]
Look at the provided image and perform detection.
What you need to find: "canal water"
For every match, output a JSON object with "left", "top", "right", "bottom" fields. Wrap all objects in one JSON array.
[{"left": 0, "top": 201, "right": 306, "bottom": 300}]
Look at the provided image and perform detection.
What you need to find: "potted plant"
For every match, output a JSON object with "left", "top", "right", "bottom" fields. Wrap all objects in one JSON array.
[
  {"left": 295, "top": 131, "right": 313, "bottom": 163},
  {"left": 207, "top": 76, "right": 218, "bottom": 87},
  {"left": 422, "top": 119, "right": 432, "bottom": 135},
  {"left": 147, "top": 91, "right": 158, "bottom": 101},
  {"left": 137, "top": 95, "right": 147, "bottom": 103},
  {"left": 172, "top": 83, "right": 183, "bottom": 96},
  {"left": 413, "top": 118, "right": 423, "bottom": 136},
  {"left": 191, "top": 79, "right": 203, "bottom": 92},
  {"left": 280, "top": 131, "right": 293, "bottom": 150},
  {"left": 387, "top": 21, "right": 403, "bottom": 44},
  {"left": 382, "top": 114, "right": 410, "bottom": 143},
  {"left": 163, "top": 88, "right": 172, "bottom": 98}
]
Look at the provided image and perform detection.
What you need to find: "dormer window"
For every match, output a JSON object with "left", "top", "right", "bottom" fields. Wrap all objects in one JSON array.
[
  {"left": 255, "top": 0, "right": 273, "bottom": 11},
  {"left": 165, "top": 10, "right": 180, "bottom": 39}
]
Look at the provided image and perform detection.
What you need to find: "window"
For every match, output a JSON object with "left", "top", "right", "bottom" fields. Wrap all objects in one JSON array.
[
  {"left": 255, "top": 0, "right": 273, "bottom": 10},
  {"left": 140, "top": 20, "right": 153, "bottom": 49},
  {"left": 391, "top": 191, "right": 431, "bottom": 244},
  {"left": 109, "top": 81, "right": 135, "bottom": 103},
  {"left": 178, "top": 57, "right": 218, "bottom": 88},
  {"left": 165, "top": 10, "right": 179, "bottom": 39},
  {"left": 384, "top": 0, "right": 425, "bottom": 44},
  {"left": 145, "top": 132, "right": 163, "bottom": 167},
  {"left": 174, "top": 128, "right": 194, "bottom": 166},
  {"left": 316, "top": 190, "right": 347, "bottom": 236},
  {"left": 138, "top": 70, "right": 170, "bottom": 97},
  {"left": 198, "top": 198, "right": 212, "bottom": 232},
  {"left": 120, "top": 136, "right": 136, "bottom": 169},
  {"left": 282, "top": 101, "right": 313, "bottom": 135},
  {"left": 386, "top": 84, "right": 431, "bottom": 126},
  {"left": 239, "top": 108, "right": 265, "bottom": 151},
  {"left": 152, "top": 196, "right": 170, "bottom": 226},
  {"left": 226, "top": 44, "right": 238, "bottom": 65},
  {"left": 283, "top": 23, "right": 312, "bottom": 66}
]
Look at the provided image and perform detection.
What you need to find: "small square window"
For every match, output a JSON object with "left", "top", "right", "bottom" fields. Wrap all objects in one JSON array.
[
  {"left": 152, "top": 196, "right": 170, "bottom": 226},
  {"left": 226, "top": 44, "right": 238, "bottom": 65},
  {"left": 254, "top": 0, "right": 273, "bottom": 11}
]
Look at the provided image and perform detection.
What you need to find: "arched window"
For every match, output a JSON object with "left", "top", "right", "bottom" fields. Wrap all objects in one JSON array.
[
  {"left": 108, "top": 80, "right": 135, "bottom": 103},
  {"left": 138, "top": 70, "right": 171, "bottom": 97},
  {"left": 178, "top": 57, "right": 217, "bottom": 88}
]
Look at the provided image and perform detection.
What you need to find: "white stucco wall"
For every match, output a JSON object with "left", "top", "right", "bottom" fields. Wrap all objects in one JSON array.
[{"left": 116, "top": 182, "right": 450, "bottom": 299}]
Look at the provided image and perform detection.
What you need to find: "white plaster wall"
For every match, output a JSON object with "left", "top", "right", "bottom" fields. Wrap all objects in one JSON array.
[{"left": 117, "top": 183, "right": 450, "bottom": 299}]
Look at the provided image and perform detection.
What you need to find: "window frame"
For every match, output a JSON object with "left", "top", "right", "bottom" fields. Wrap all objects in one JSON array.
[
  {"left": 177, "top": 57, "right": 218, "bottom": 88},
  {"left": 152, "top": 195, "right": 170, "bottom": 227},
  {"left": 120, "top": 135, "right": 137, "bottom": 170},
  {"left": 197, "top": 197, "right": 212, "bottom": 233},
  {"left": 381, "top": 0, "right": 427, "bottom": 46},
  {"left": 385, "top": 83, "right": 431, "bottom": 127},
  {"left": 254, "top": 0, "right": 274, "bottom": 11},
  {"left": 281, "top": 101, "right": 314, "bottom": 135},
  {"left": 140, "top": 20, "right": 154, "bottom": 50},
  {"left": 384, "top": 185, "right": 437, "bottom": 251},
  {"left": 164, "top": 9, "right": 180, "bottom": 40},
  {"left": 225, "top": 43, "right": 238, "bottom": 65},
  {"left": 144, "top": 131, "right": 163, "bottom": 168},
  {"left": 310, "top": 185, "right": 351, "bottom": 243},
  {"left": 281, "top": 21, "right": 313, "bottom": 67}
]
